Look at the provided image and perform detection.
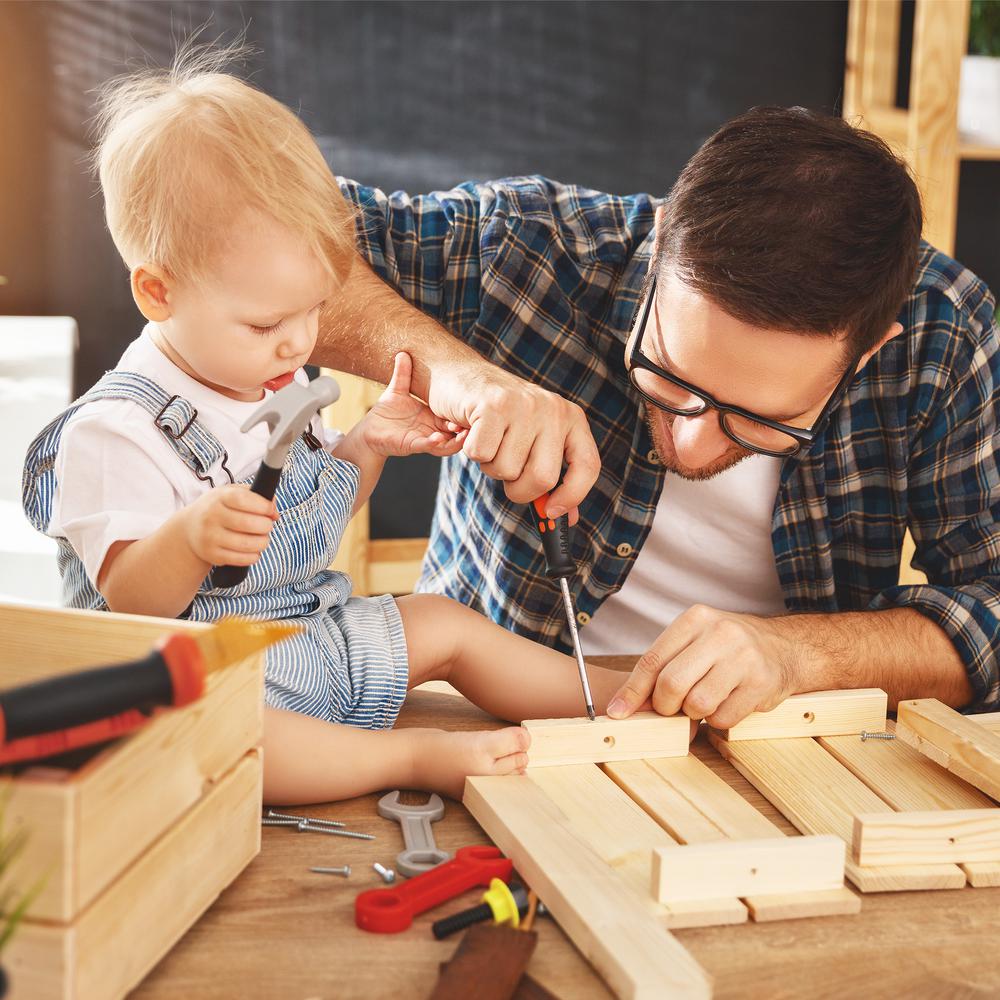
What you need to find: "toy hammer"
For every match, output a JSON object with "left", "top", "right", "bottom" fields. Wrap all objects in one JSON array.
[{"left": 210, "top": 375, "right": 341, "bottom": 589}]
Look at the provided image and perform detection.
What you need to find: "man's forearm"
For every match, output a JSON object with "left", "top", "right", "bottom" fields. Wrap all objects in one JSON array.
[
  {"left": 778, "top": 607, "right": 974, "bottom": 709},
  {"left": 313, "top": 253, "right": 486, "bottom": 399}
]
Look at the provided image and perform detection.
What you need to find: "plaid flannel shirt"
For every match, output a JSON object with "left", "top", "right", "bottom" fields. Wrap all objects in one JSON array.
[{"left": 340, "top": 176, "right": 1000, "bottom": 709}]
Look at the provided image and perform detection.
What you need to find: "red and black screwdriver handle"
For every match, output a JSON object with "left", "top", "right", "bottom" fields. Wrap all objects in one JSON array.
[
  {"left": 0, "top": 632, "right": 205, "bottom": 749},
  {"left": 209, "top": 461, "right": 283, "bottom": 590},
  {"left": 529, "top": 492, "right": 576, "bottom": 578}
]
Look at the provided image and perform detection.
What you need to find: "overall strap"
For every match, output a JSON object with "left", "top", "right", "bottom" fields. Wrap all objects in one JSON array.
[{"left": 22, "top": 369, "right": 233, "bottom": 533}]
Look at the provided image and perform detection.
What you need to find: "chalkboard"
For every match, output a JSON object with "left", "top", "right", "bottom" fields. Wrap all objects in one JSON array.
[{"left": 4, "top": 1, "right": 994, "bottom": 538}]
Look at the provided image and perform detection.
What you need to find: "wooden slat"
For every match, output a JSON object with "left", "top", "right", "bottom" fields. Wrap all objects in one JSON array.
[
  {"left": 605, "top": 754, "right": 859, "bottom": 920},
  {"left": 464, "top": 775, "right": 713, "bottom": 1000},
  {"left": 861, "top": 0, "right": 901, "bottom": 109},
  {"left": 523, "top": 713, "right": 689, "bottom": 767},
  {"left": 714, "top": 689, "right": 887, "bottom": 742},
  {"left": 367, "top": 538, "right": 427, "bottom": 595},
  {"left": 652, "top": 835, "right": 845, "bottom": 903},
  {"left": 970, "top": 712, "right": 1000, "bottom": 733},
  {"left": 707, "top": 732, "right": 966, "bottom": 892},
  {"left": 528, "top": 765, "right": 747, "bottom": 928},
  {"left": 908, "top": 0, "right": 969, "bottom": 254},
  {"left": 897, "top": 699, "right": 1000, "bottom": 802},
  {"left": 854, "top": 809, "right": 1000, "bottom": 866},
  {"left": 820, "top": 720, "right": 1000, "bottom": 886}
]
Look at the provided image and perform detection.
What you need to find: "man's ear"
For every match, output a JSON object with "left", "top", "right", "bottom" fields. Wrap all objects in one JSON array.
[
  {"left": 131, "top": 265, "right": 173, "bottom": 322},
  {"left": 857, "top": 321, "right": 904, "bottom": 371}
]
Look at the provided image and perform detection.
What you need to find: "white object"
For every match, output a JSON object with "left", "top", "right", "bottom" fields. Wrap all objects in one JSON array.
[
  {"left": 0, "top": 316, "right": 77, "bottom": 604},
  {"left": 48, "top": 325, "right": 338, "bottom": 589},
  {"left": 959, "top": 55, "right": 1000, "bottom": 145},
  {"left": 582, "top": 454, "right": 787, "bottom": 655}
]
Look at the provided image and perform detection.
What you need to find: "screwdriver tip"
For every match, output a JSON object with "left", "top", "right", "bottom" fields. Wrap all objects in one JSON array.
[{"left": 586, "top": 705, "right": 596, "bottom": 721}]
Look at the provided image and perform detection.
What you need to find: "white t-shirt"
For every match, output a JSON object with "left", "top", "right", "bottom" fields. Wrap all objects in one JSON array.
[
  {"left": 582, "top": 454, "right": 788, "bottom": 656},
  {"left": 47, "top": 326, "right": 340, "bottom": 588}
]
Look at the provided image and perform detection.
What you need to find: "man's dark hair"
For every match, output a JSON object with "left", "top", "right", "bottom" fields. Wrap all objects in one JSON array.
[{"left": 655, "top": 106, "right": 923, "bottom": 358}]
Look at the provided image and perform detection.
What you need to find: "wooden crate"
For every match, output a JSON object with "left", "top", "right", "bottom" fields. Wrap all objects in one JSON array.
[{"left": 0, "top": 604, "right": 265, "bottom": 1000}]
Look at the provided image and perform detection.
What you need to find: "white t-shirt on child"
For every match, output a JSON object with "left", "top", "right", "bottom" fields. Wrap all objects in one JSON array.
[{"left": 47, "top": 324, "right": 341, "bottom": 589}]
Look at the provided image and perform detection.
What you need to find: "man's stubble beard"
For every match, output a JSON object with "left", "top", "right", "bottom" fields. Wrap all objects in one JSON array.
[{"left": 643, "top": 408, "right": 752, "bottom": 482}]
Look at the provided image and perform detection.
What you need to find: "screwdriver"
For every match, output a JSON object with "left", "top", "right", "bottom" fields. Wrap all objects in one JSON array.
[
  {"left": 529, "top": 493, "right": 596, "bottom": 720},
  {"left": 0, "top": 618, "right": 298, "bottom": 765}
]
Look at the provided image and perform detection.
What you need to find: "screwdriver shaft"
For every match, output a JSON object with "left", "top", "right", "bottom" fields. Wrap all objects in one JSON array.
[{"left": 559, "top": 576, "right": 596, "bottom": 720}]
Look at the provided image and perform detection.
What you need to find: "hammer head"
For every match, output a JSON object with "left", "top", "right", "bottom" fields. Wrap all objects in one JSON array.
[{"left": 241, "top": 375, "right": 341, "bottom": 465}]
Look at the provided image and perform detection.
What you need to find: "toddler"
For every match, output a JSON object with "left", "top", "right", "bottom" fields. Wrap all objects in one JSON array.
[{"left": 22, "top": 49, "right": 631, "bottom": 803}]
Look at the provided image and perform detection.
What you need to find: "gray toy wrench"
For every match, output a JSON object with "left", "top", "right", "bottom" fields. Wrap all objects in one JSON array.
[
  {"left": 210, "top": 375, "right": 340, "bottom": 589},
  {"left": 378, "top": 790, "right": 452, "bottom": 877}
]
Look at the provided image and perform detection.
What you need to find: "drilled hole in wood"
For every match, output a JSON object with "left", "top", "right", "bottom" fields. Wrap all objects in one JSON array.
[
  {"left": 949, "top": 837, "right": 956, "bottom": 844},
  {"left": 803, "top": 711, "right": 815, "bottom": 723},
  {"left": 750, "top": 868, "right": 758, "bottom": 876},
  {"left": 603, "top": 736, "right": 615, "bottom": 747}
]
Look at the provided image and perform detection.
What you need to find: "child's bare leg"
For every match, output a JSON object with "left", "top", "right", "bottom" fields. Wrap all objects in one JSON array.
[
  {"left": 262, "top": 706, "right": 528, "bottom": 804},
  {"left": 397, "top": 594, "right": 641, "bottom": 722}
]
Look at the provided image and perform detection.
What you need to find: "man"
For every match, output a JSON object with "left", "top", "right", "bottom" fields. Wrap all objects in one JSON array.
[{"left": 310, "top": 106, "right": 1000, "bottom": 728}]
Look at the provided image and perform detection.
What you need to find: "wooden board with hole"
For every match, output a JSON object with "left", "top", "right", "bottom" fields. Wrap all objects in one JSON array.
[{"left": 465, "top": 692, "right": 1000, "bottom": 999}]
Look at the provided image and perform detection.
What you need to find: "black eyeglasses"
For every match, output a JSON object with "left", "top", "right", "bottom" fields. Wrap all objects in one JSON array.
[{"left": 626, "top": 276, "right": 859, "bottom": 458}]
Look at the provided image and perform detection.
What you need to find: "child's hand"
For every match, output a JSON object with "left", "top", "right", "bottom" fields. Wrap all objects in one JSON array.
[
  {"left": 363, "top": 352, "right": 468, "bottom": 459},
  {"left": 183, "top": 484, "right": 279, "bottom": 566}
]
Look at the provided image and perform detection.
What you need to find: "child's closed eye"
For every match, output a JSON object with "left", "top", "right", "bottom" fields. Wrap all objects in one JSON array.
[{"left": 249, "top": 319, "right": 284, "bottom": 336}]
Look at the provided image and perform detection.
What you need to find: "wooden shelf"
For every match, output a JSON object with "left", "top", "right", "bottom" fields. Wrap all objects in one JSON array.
[{"left": 960, "top": 141, "right": 1000, "bottom": 162}]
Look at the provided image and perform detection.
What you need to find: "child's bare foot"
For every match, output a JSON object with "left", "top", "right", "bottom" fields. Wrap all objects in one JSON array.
[{"left": 410, "top": 726, "right": 530, "bottom": 800}]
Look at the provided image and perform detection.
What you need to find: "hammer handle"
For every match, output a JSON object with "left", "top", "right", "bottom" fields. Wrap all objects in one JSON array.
[{"left": 209, "top": 461, "right": 283, "bottom": 589}]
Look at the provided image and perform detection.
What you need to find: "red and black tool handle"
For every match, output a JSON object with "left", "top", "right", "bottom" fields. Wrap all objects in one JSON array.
[
  {"left": 529, "top": 492, "right": 575, "bottom": 578},
  {"left": 209, "top": 461, "right": 283, "bottom": 590},
  {"left": 0, "top": 632, "right": 205, "bottom": 763}
]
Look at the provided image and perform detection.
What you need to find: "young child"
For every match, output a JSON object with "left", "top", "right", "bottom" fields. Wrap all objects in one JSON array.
[{"left": 22, "top": 49, "right": 633, "bottom": 803}]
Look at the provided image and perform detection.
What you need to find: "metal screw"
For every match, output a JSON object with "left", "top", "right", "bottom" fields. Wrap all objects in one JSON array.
[
  {"left": 311, "top": 865, "right": 351, "bottom": 877},
  {"left": 297, "top": 820, "right": 375, "bottom": 841},
  {"left": 266, "top": 809, "right": 346, "bottom": 828},
  {"left": 261, "top": 817, "right": 300, "bottom": 826},
  {"left": 373, "top": 862, "right": 396, "bottom": 884},
  {"left": 860, "top": 730, "right": 896, "bottom": 741}
]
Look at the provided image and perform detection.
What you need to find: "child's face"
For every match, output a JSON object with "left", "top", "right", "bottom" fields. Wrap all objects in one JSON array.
[{"left": 152, "top": 211, "right": 334, "bottom": 402}]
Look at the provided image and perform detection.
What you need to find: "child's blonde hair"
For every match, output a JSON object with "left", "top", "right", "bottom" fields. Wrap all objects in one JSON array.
[{"left": 91, "top": 43, "right": 356, "bottom": 286}]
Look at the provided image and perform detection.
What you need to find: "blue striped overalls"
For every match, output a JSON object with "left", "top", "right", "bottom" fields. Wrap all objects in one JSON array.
[{"left": 22, "top": 370, "right": 409, "bottom": 730}]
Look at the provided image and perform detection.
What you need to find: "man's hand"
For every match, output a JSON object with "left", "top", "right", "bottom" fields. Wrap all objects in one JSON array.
[
  {"left": 362, "top": 353, "right": 467, "bottom": 459},
  {"left": 427, "top": 360, "right": 601, "bottom": 521},
  {"left": 606, "top": 605, "right": 800, "bottom": 729}
]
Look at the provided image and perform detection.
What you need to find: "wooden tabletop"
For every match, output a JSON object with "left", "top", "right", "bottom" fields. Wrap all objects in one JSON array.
[{"left": 135, "top": 660, "right": 1000, "bottom": 1000}]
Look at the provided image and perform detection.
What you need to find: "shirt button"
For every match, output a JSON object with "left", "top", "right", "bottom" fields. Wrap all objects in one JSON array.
[
  {"left": 616, "top": 542, "right": 634, "bottom": 557},
  {"left": 647, "top": 448, "right": 659, "bottom": 463},
  {"left": 576, "top": 610, "right": 591, "bottom": 626}
]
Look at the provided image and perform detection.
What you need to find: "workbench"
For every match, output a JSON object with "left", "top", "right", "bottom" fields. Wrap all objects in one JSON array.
[{"left": 132, "top": 658, "right": 1000, "bottom": 1000}]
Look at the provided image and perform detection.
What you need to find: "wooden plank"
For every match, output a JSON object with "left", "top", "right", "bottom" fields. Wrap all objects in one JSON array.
[
  {"left": 367, "top": 538, "right": 427, "bottom": 596},
  {"left": 464, "top": 775, "right": 712, "bottom": 1000},
  {"left": 707, "top": 731, "right": 966, "bottom": 892},
  {"left": 853, "top": 809, "right": 1000, "bottom": 866},
  {"left": 653, "top": 835, "right": 845, "bottom": 903},
  {"left": 714, "top": 689, "right": 887, "bottom": 742},
  {"left": 861, "top": 0, "right": 901, "bottom": 109},
  {"left": 605, "top": 755, "right": 859, "bottom": 920},
  {"left": 897, "top": 699, "right": 1000, "bottom": 802},
  {"left": 528, "top": 765, "right": 747, "bottom": 928},
  {"left": 908, "top": 0, "right": 968, "bottom": 255},
  {"left": 523, "top": 713, "right": 689, "bottom": 767},
  {"left": 820, "top": 720, "right": 1000, "bottom": 886},
  {"left": 970, "top": 712, "right": 1000, "bottom": 733},
  {"left": 8, "top": 750, "right": 262, "bottom": 1000}
]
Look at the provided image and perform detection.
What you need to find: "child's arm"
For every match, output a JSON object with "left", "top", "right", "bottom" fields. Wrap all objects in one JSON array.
[
  {"left": 97, "top": 485, "right": 278, "bottom": 618},
  {"left": 332, "top": 352, "right": 466, "bottom": 516},
  {"left": 262, "top": 706, "right": 528, "bottom": 803}
]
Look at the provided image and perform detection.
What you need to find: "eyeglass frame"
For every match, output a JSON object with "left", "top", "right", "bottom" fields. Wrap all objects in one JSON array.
[{"left": 625, "top": 275, "right": 860, "bottom": 458}]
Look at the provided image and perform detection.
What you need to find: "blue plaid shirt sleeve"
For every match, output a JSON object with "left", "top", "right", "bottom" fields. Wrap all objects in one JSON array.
[
  {"left": 869, "top": 266, "right": 1000, "bottom": 708},
  {"left": 339, "top": 177, "right": 489, "bottom": 338}
]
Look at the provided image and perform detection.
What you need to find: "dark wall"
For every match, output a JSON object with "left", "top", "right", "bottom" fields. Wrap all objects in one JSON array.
[{"left": 6, "top": 1, "right": 992, "bottom": 538}]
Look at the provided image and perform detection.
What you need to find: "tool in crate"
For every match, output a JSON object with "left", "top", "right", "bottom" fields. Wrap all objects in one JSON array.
[{"left": 0, "top": 618, "right": 296, "bottom": 765}]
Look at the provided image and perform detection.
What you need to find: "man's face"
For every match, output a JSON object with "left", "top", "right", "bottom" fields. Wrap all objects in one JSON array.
[{"left": 626, "top": 268, "right": 852, "bottom": 480}]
